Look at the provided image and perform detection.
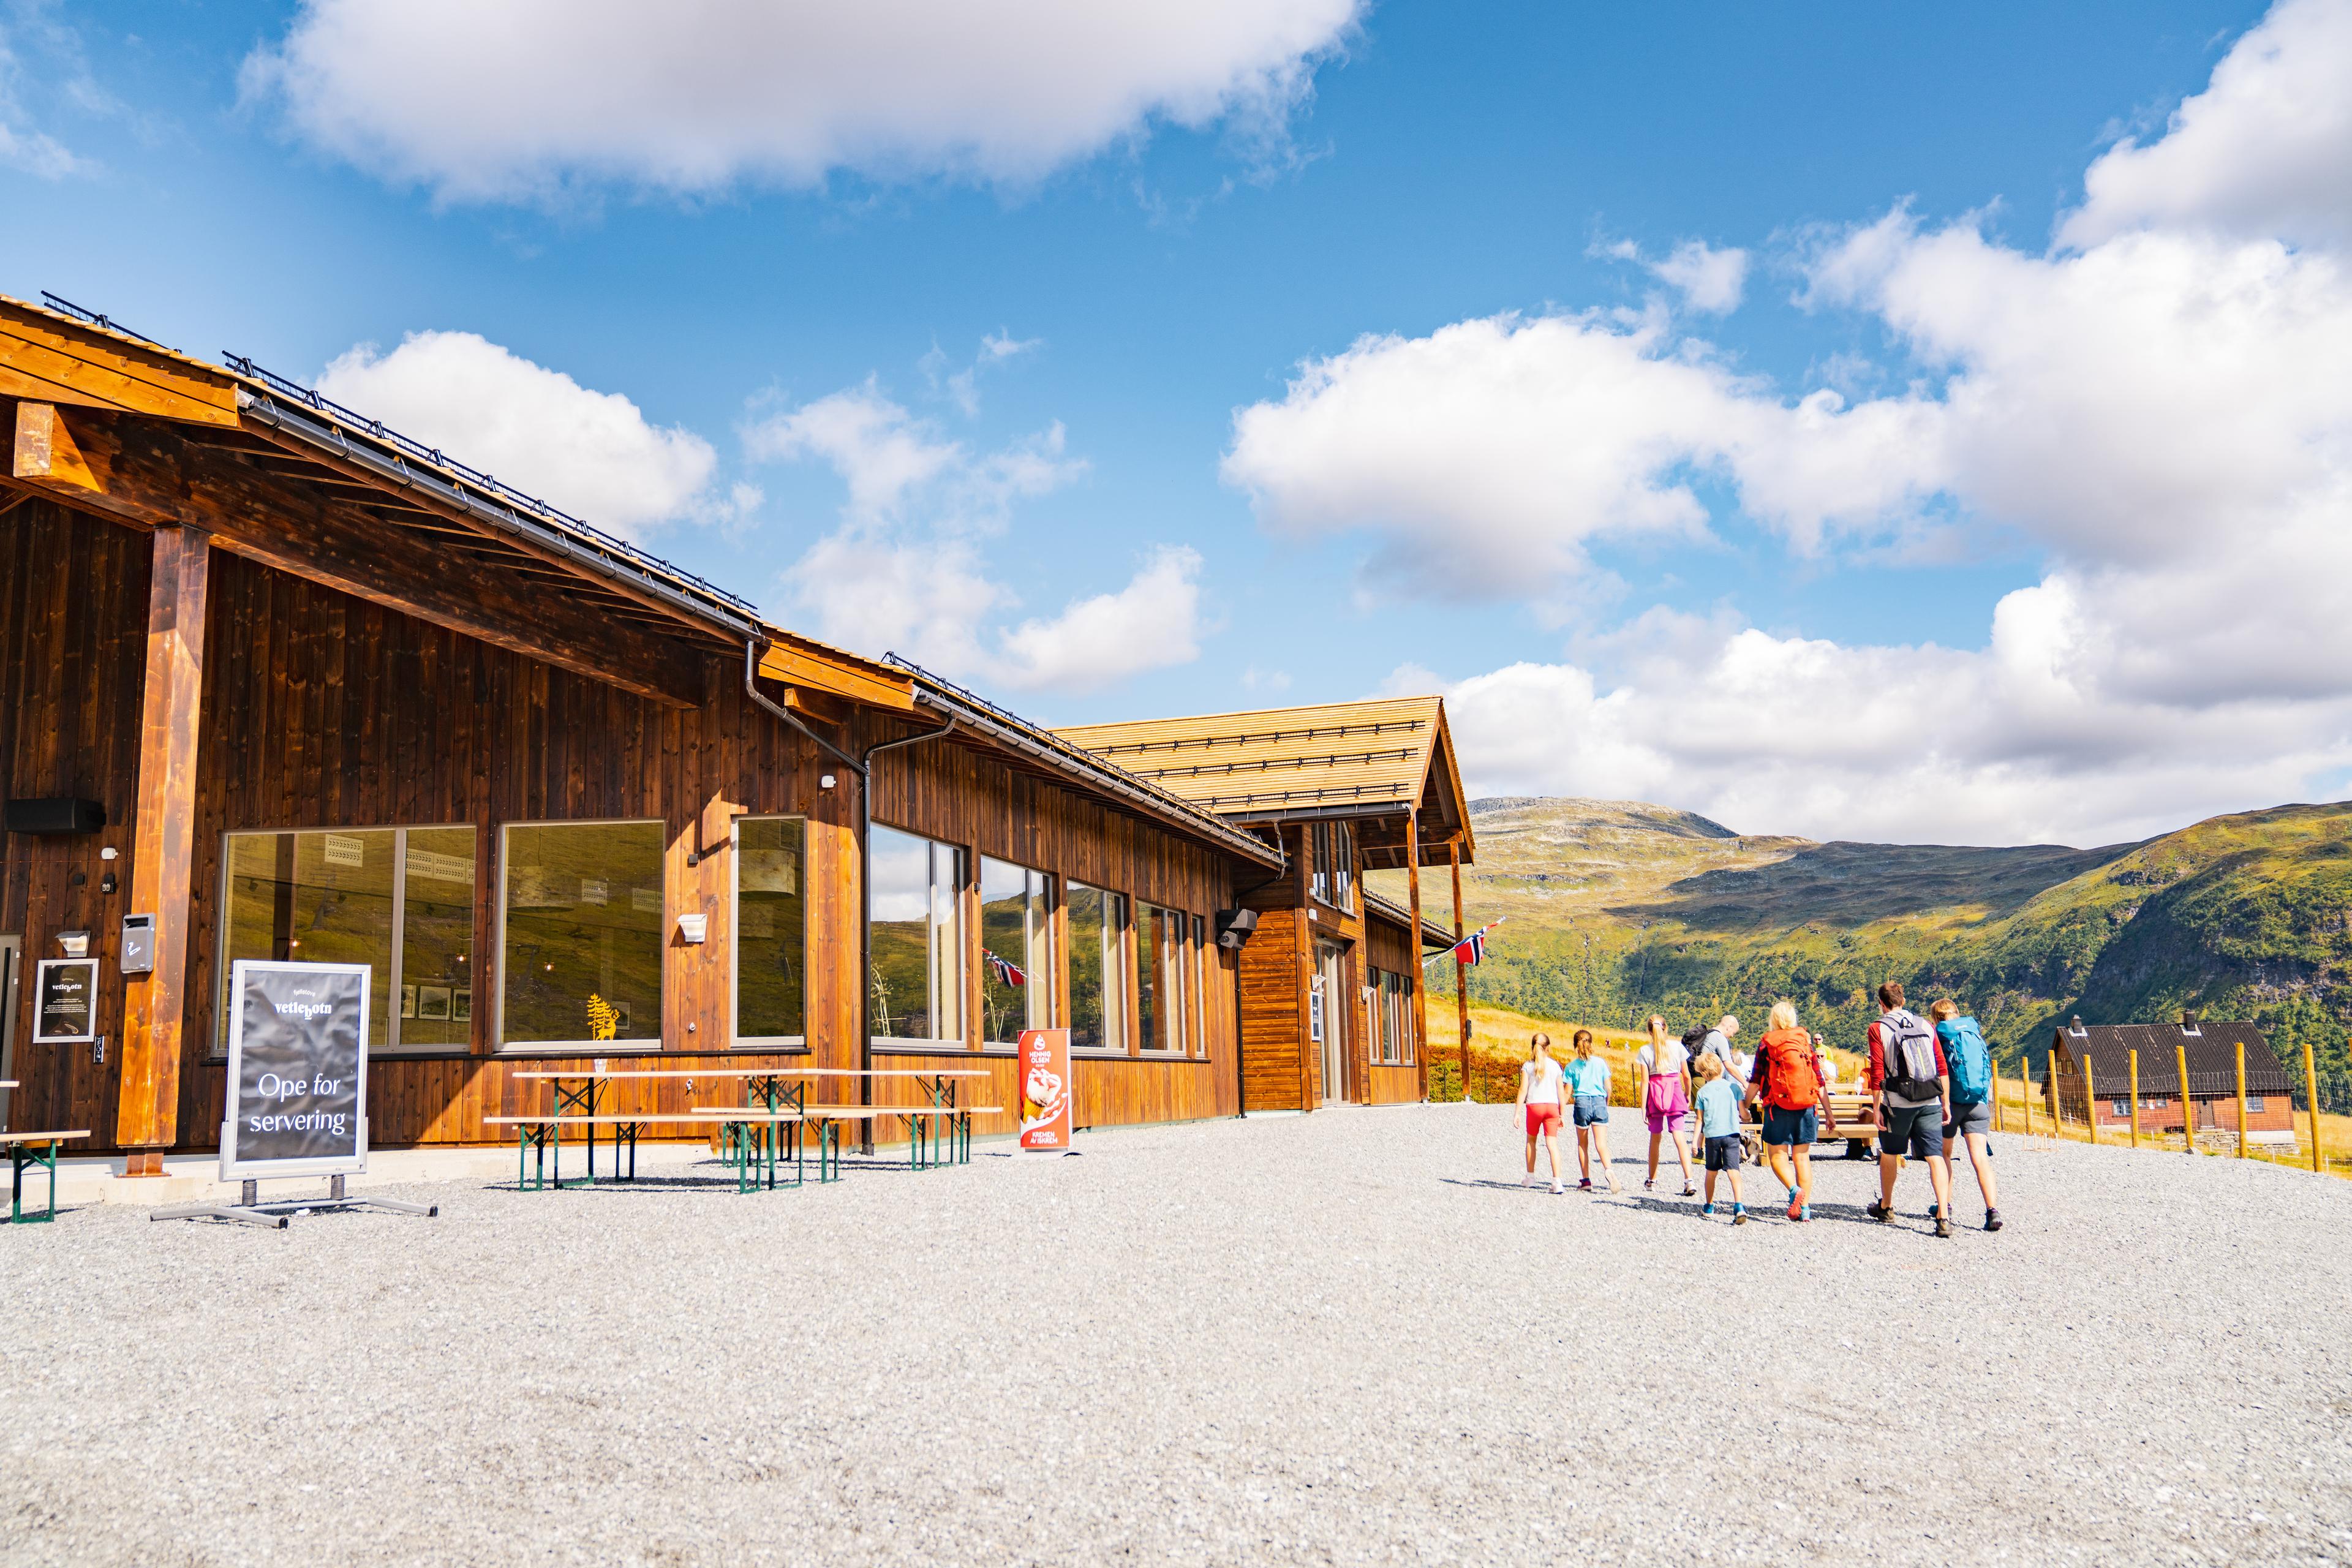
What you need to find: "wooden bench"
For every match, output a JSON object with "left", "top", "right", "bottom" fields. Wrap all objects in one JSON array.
[
  {"left": 485, "top": 1112, "right": 808, "bottom": 1193},
  {"left": 2, "top": 1131, "right": 88, "bottom": 1224}
]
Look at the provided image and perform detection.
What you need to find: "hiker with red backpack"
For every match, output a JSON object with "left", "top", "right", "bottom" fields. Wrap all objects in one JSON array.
[
  {"left": 1864, "top": 982, "right": 1957, "bottom": 1238},
  {"left": 1745, "top": 1000, "right": 1836, "bottom": 1222},
  {"left": 1932, "top": 998, "right": 2002, "bottom": 1231}
]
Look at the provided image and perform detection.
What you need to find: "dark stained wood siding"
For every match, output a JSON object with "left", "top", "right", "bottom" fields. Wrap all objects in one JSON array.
[{"left": 1, "top": 502, "right": 1248, "bottom": 1148}]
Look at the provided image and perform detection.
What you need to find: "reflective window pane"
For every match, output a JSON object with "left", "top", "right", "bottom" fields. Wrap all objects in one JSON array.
[
  {"left": 501, "top": 821, "right": 664, "bottom": 1046},
  {"left": 736, "top": 816, "right": 807, "bottom": 1041},
  {"left": 1067, "top": 883, "right": 1126, "bottom": 1050},
  {"left": 399, "top": 827, "right": 476, "bottom": 1049},
  {"left": 980, "top": 856, "right": 1051, "bottom": 1046},
  {"left": 869, "top": 824, "right": 963, "bottom": 1044},
  {"left": 219, "top": 829, "right": 398, "bottom": 1051}
]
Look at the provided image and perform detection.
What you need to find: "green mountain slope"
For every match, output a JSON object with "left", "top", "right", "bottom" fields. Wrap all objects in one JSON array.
[{"left": 1371, "top": 796, "right": 2352, "bottom": 1110}]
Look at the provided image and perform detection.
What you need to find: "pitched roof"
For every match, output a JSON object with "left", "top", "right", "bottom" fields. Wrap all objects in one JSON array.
[
  {"left": 2052, "top": 1020, "right": 2291, "bottom": 1097},
  {"left": 1363, "top": 888, "right": 1455, "bottom": 949},
  {"left": 1055, "top": 696, "right": 1467, "bottom": 829}
]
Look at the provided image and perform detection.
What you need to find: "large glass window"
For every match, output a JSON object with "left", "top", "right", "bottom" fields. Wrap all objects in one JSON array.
[
  {"left": 500, "top": 820, "right": 663, "bottom": 1048},
  {"left": 1368, "top": 967, "right": 1413, "bottom": 1065},
  {"left": 735, "top": 816, "right": 807, "bottom": 1043},
  {"left": 869, "top": 824, "right": 965, "bottom": 1046},
  {"left": 1135, "top": 900, "right": 1196, "bottom": 1054},
  {"left": 1067, "top": 883, "right": 1128, "bottom": 1052},
  {"left": 1191, "top": 913, "right": 1209, "bottom": 1057},
  {"left": 1308, "top": 821, "right": 1357, "bottom": 912},
  {"left": 980, "top": 857, "right": 1053, "bottom": 1046},
  {"left": 217, "top": 825, "right": 477, "bottom": 1054}
]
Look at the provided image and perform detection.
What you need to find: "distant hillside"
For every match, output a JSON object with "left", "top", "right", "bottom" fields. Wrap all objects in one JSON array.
[{"left": 1371, "top": 796, "right": 2352, "bottom": 1112}]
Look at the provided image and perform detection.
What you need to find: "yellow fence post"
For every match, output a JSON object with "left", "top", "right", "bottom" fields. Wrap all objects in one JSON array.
[
  {"left": 2128, "top": 1050, "right": 2141, "bottom": 1150},
  {"left": 2236, "top": 1041, "right": 2249, "bottom": 1159},
  {"left": 2083, "top": 1055, "right": 2100, "bottom": 1147},
  {"left": 2177, "top": 1044, "right": 2195, "bottom": 1155},
  {"left": 2022, "top": 1057, "right": 2034, "bottom": 1137},
  {"left": 2307, "top": 1041, "right": 2324, "bottom": 1175},
  {"left": 2046, "top": 1050, "right": 2060, "bottom": 1137}
]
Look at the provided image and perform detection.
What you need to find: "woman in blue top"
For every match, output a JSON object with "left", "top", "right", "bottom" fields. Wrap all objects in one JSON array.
[{"left": 1565, "top": 1029, "right": 1621, "bottom": 1194}]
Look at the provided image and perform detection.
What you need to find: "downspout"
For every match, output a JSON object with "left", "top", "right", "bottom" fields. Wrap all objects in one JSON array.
[{"left": 744, "top": 641, "right": 954, "bottom": 1155}]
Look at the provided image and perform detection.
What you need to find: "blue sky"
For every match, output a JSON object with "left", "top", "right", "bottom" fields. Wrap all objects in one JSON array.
[{"left": 6, "top": 0, "right": 2348, "bottom": 846}]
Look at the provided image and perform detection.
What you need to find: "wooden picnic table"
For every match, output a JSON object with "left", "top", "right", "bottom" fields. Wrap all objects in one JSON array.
[
  {"left": 2, "top": 1129, "right": 88, "bottom": 1224},
  {"left": 502, "top": 1065, "right": 995, "bottom": 1189}
]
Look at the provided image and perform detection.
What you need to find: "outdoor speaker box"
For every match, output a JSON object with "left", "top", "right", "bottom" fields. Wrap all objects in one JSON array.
[
  {"left": 1216, "top": 907, "right": 1260, "bottom": 948},
  {"left": 4, "top": 797, "right": 107, "bottom": 835}
]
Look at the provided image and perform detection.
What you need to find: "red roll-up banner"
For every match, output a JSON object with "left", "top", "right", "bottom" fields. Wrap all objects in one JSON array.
[{"left": 1018, "top": 1027, "right": 1072, "bottom": 1153}]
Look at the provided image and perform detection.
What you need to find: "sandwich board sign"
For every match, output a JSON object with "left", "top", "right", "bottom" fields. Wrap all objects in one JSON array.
[
  {"left": 155, "top": 960, "right": 435, "bottom": 1227},
  {"left": 221, "top": 959, "right": 371, "bottom": 1178}
]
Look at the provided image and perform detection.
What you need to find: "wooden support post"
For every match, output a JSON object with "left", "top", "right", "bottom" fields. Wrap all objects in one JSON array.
[
  {"left": 2177, "top": 1044, "right": 2194, "bottom": 1155},
  {"left": 2307, "top": 1041, "right": 2325, "bottom": 1175},
  {"left": 2021, "top": 1057, "right": 2033, "bottom": 1137},
  {"left": 1405, "top": 811, "right": 1427, "bottom": 1102},
  {"left": 1450, "top": 840, "right": 1469, "bottom": 1102},
  {"left": 2082, "top": 1055, "right": 2099, "bottom": 1147},
  {"left": 2046, "top": 1050, "right": 2059, "bottom": 1136},
  {"left": 116, "top": 522, "right": 211, "bottom": 1162},
  {"left": 2236, "top": 1040, "right": 2248, "bottom": 1160},
  {"left": 2128, "top": 1050, "right": 2141, "bottom": 1150}
]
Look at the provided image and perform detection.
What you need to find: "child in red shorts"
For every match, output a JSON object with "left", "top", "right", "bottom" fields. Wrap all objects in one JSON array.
[{"left": 1517, "top": 1034, "right": 1567, "bottom": 1194}]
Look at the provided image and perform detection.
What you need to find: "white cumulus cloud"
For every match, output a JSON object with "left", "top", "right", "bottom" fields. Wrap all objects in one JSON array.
[
  {"left": 317, "top": 331, "right": 746, "bottom": 537},
  {"left": 243, "top": 0, "right": 1361, "bottom": 203},
  {"left": 2060, "top": 0, "right": 2352, "bottom": 251},
  {"left": 753, "top": 381, "right": 1200, "bottom": 693},
  {"left": 1243, "top": 0, "right": 2352, "bottom": 843}
]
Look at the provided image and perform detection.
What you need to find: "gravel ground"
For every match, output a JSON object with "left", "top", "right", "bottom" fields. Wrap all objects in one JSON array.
[{"left": 4, "top": 1103, "right": 2350, "bottom": 1567}]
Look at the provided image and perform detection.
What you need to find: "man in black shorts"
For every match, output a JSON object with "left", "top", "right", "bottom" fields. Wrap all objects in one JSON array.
[{"left": 1864, "top": 982, "right": 1954, "bottom": 1238}]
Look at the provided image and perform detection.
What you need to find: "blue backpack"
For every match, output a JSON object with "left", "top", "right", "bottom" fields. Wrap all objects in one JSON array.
[{"left": 1937, "top": 1017, "right": 1992, "bottom": 1104}]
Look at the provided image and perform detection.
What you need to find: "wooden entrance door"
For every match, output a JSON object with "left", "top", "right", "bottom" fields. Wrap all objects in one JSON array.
[{"left": 1314, "top": 940, "right": 1347, "bottom": 1105}]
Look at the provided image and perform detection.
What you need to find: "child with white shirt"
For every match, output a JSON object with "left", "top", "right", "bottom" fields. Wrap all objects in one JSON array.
[{"left": 1515, "top": 1034, "right": 1568, "bottom": 1194}]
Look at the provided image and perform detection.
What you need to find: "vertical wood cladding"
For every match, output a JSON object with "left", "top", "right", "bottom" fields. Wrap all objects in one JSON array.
[{"left": 1, "top": 503, "right": 1243, "bottom": 1148}]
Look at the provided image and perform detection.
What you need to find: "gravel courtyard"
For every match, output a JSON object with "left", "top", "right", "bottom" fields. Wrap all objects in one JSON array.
[{"left": 4, "top": 1104, "right": 2350, "bottom": 1567}]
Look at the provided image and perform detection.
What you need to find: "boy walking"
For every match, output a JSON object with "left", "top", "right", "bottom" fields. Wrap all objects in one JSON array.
[
  {"left": 1865, "top": 982, "right": 1956, "bottom": 1238},
  {"left": 1694, "top": 1054, "right": 1747, "bottom": 1224}
]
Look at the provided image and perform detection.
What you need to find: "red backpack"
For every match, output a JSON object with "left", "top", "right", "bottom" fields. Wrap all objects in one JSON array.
[{"left": 1758, "top": 1030, "right": 1820, "bottom": 1111}]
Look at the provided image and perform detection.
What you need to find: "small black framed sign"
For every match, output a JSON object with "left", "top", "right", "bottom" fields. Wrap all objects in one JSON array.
[
  {"left": 220, "top": 959, "right": 371, "bottom": 1180},
  {"left": 32, "top": 957, "right": 99, "bottom": 1045}
]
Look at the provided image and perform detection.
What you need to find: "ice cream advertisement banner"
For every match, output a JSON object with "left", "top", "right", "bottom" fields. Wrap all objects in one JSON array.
[{"left": 1018, "top": 1027, "right": 1072, "bottom": 1153}]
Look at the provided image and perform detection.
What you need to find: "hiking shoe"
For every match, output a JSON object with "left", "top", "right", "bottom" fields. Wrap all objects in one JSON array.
[
  {"left": 1700, "top": 1201, "right": 1716, "bottom": 1216},
  {"left": 1935, "top": 1216, "right": 1953, "bottom": 1239},
  {"left": 1578, "top": 1178, "right": 1593, "bottom": 1191},
  {"left": 1985, "top": 1208, "right": 2004, "bottom": 1232},
  {"left": 1866, "top": 1200, "right": 1892, "bottom": 1222},
  {"left": 1785, "top": 1199, "right": 1804, "bottom": 1222},
  {"left": 1732, "top": 1205, "right": 1749, "bottom": 1225}
]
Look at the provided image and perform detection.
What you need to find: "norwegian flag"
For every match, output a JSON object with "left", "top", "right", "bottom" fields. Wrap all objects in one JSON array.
[
  {"left": 984, "top": 949, "right": 1026, "bottom": 987},
  {"left": 1426, "top": 917, "right": 1506, "bottom": 967}
]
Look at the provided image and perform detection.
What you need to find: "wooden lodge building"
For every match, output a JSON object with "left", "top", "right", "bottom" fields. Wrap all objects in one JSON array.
[
  {"left": 1058, "top": 699, "right": 1474, "bottom": 1112},
  {"left": 0, "top": 293, "right": 1464, "bottom": 1168},
  {"left": 2049, "top": 1015, "right": 2297, "bottom": 1144}
]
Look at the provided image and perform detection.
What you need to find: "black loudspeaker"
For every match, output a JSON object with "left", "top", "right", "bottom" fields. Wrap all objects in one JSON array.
[
  {"left": 4, "top": 797, "right": 106, "bottom": 834},
  {"left": 1215, "top": 907, "right": 1260, "bottom": 949}
]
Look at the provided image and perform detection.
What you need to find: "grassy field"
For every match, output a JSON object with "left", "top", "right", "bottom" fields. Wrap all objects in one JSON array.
[
  {"left": 1374, "top": 794, "right": 2352, "bottom": 1117},
  {"left": 1426, "top": 993, "right": 2352, "bottom": 1180}
]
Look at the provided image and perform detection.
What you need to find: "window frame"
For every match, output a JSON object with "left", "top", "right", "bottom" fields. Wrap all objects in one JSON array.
[
  {"left": 866, "top": 820, "right": 970, "bottom": 1052},
  {"left": 731, "top": 813, "right": 810, "bottom": 1050},
  {"left": 978, "top": 854, "right": 1057, "bottom": 1047},
  {"left": 1134, "top": 899, "right": 1196, "bottom": 1055},
  {"left": 494, "top": 816, "right": 669, "bottom": 1054},
  {"left": 214, "top": 821, "right": 478, "bottom": 1059},
  {"left": 1065, "top": 881, "right": 1130, "bottom": 1057}
]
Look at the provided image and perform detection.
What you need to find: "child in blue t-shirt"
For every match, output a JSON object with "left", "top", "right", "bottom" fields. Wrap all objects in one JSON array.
[
  {"left": 1564, "top": 1030, "right": 1621, "bottom": 1193},
  {"left": 1693, "top": 1054, "right": 1748, "bottom": 1224}
]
